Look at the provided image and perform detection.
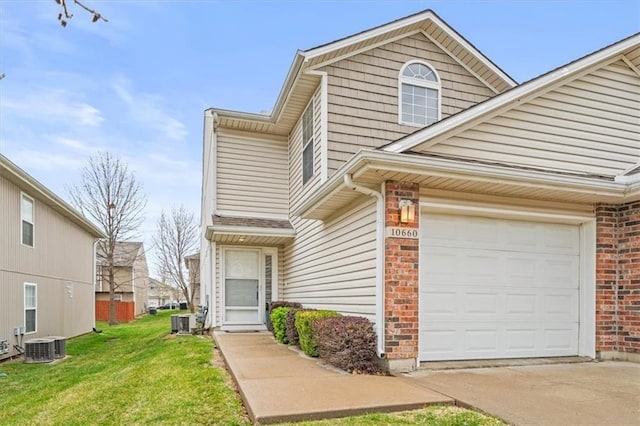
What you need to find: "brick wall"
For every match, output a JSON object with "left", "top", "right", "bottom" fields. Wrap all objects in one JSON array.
[
  {"left": 595, "top": 201, "right": 640, "bottom": 356},
  {"left": 383, "top": 181, "right": 419, "bottom": 363}
]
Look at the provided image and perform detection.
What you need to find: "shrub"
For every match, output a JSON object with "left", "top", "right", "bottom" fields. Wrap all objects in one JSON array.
[
  {"left": 285, "top": 308, "right": 305, "bottom": 346},
  {"left": 270, "top": 307, "right": 291, "bottom": 343},
  {"left": 295, "top": 310, "right": 340, "bottom": 357},
  {"left": 267, "top": 301, "right": 302, "bottom": 332},
  {"left": 312, "top": 316, "right": 380, "bottom": 374}
]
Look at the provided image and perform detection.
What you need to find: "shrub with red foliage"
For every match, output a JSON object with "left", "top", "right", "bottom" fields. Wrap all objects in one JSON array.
[{"left": 312, "top": 316, "right": 380, "bottom": 374}]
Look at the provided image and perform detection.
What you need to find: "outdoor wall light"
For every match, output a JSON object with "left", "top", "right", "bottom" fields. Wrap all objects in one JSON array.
[{"left": 399, "top": 199, "right": 415, "bottom": 224}]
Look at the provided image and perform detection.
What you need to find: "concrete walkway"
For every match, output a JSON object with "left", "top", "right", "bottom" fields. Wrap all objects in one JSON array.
[
  {"left": 407, "top": 361, "right": 640, "bottom": 426},
  {"left": 214, "top": 331, "right": 452, "bottom": 424}
]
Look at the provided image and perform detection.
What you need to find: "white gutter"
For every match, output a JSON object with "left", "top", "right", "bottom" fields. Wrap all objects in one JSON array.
[
  {"left": 92, "top": 239, "right": 101, "bottom": 329},
  {"left": 343, "top": 174, "right": 385, "bottom": 358}
]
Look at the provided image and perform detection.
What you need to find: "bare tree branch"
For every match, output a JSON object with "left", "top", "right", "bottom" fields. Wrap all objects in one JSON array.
[
  {"left": 69, "top": 152, "right": 147, "bottom": 325},
  {"left": 153, "top": 206, "right": 199, "bottom": 313},
  {"left": 55, "top": 0, "right": 108, "bottom": 27}
]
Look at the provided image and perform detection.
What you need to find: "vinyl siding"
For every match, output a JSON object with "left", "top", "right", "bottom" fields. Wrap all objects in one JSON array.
[
  {"left": 283, "top": 199, "right": 377, "bottom": 318},
  {"left": 216, "top": 130, "right": 289, "bottom": 217},
  {"left": 0, "top": 175, "right": 96, "bottom": 360},
  {"left": 321, "top": 32, "right": 497, "bottom": 174},
  {"left": 415, "top": 59, "right": 640, "bottom": 176}
]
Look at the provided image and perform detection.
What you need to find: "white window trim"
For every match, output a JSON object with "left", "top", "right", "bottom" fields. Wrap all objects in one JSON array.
[
  {"left": 398, "top": 60, "right": 442, "bottom": 127},
  {"left": 24, "top": 283, "right": 37, "bottom": 334},
  {"left": 301, "top": 100, "right": 315, "bottom": 185},
  {"left": 20, "top": 192, "right": 34, "bottom": 248}
]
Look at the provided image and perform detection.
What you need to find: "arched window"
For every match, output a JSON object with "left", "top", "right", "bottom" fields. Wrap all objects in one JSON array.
[{"left": 399, "top": 61, "right": 441, "bottom": 126}]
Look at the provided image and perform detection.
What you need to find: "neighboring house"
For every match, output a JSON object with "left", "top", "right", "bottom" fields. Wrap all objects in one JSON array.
[
  {"left": 147, "top": 277, "right": 178, "bottom": 307},
  {"left": 95, "top": 242, "right": 149, "bottom": 320},
  {"left": 0, "top": 154, "right": 105, "bottom": 361},
  {"left": 185, "top": 252, "right": 201, "bottom": 307},
  {"left": 200, "top": 10, "right": 639, "bottom": 371}
]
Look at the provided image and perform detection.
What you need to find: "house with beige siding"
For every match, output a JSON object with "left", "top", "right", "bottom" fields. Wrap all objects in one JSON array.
[
  {"left": 0, "top": 154, "right": 105, "bottom": 361},
  {"left": 95, "top": 242, "right": 149, "bottom": 320},
  {"left": 200, "top": 10, "right": 640, "bottom": 371}
]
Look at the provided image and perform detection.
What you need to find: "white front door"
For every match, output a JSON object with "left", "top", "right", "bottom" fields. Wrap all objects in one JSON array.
[{"left": 222, "top": 249, "right": 262, "bottom": 325}]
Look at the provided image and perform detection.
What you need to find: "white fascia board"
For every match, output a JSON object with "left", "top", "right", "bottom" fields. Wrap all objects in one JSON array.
[
  {"left": 304, "top": 10, "right": 516, "bottom": 88},
  {"left": 361, "top": 150, "right": 624, "bottom": 195},
  {"left": 384, "top": 34, "right": 640, "bottom": 153},
  {"left": 205, "top": 226, "right": 296, "bottom": 240},
  {"left": 205, "top": 52, "right": 306, "bottom": 124},
  {"left": 304, "top": 10, "right": 436, "bottom": 59}
]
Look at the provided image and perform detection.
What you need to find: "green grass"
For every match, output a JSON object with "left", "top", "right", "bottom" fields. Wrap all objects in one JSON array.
[
  {"left": 0, "top": 312, "right": 504, "bottom": 425},
  {"left": 283, "top": 406, "right": 505, "bottom": 425},
  {"left": 0, "top": 311, "right": 247, "bottom": 425}
]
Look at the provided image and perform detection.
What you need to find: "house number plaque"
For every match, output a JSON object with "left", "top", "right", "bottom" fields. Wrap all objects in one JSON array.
[{"left": 385, "top": 227, "right": 419, "bottom": 239}]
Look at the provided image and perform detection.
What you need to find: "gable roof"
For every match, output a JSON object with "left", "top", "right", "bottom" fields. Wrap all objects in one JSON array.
[
  {"left": 208, "top": 9, "right": 517, "bottom": 135},
  {"left": 0, "top": 154, "right": 105, "bottom": 238},
  {"left": 97, "top": 242, "right": 143, "bottom": 267},
  {"left": 383, "top": 32, "right": 640, "bottom": 154}
]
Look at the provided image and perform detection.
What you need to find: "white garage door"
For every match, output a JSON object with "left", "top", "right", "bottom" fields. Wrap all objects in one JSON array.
[{"left": 420, "top": 213, "right": 580, "bottom": 361}]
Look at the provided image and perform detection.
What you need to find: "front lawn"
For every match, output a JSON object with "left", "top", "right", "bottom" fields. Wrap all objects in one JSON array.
[
  {"left": 0, "top": 312, "right": 503, "bottom": 425},
  {"left": 0, "top": 311, "right": 247, "bottom": 425}
]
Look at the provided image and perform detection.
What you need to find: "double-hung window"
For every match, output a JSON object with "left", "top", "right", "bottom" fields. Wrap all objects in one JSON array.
[
  {"left": 399, "top": 61, "right": 441, "bottom": 126},
  {"left": 21, "top": 193, "right": 34, "bottom": 247},
  {"left": 25, "top": 283, "right": 37, "bottom": 333},
  {"left": 302, "top": 101, "right": 314, "bottom": 185}
]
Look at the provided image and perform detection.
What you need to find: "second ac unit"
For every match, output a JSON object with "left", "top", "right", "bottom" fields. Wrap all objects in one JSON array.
[{"left": 48, "top": 336, "right": 67, "bottom": 359}]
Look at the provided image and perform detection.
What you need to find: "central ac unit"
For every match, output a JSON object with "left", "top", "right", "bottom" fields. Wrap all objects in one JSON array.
[
  {"left": 48, "top": 336, "right": 67, "bottom": 359},
  {"left": 177, "top": 315, "right": 196, "bottom": 334},
  {"left": 25, "top": 338, "right": 55, "bottom": 363},
  {"left": 0, "top": 339, "right": 9, "bottom": 355}
]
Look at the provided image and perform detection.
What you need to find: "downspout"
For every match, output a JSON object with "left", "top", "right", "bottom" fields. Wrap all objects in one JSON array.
[
  {"left": 343, "top": 174, "right": 385, "bottom": 357},
  {"left": 92, "top": 239, "right": 100, "bottom": 329}
]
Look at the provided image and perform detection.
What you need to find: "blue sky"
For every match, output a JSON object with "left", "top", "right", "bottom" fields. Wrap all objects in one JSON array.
[{"left": 1, "top": 0, "right": 638, "bottom": 276}]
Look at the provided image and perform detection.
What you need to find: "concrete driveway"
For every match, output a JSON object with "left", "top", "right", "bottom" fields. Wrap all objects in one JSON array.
[{"left": 406, "top": 361, "right": 640, "bottom": 425}]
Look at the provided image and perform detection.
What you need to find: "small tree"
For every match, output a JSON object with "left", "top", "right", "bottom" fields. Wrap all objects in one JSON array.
[
  {"left": 69, "top": 152, "right": 146, "bottom": 325},
  {"left": 153, "top": 206, "right": 199, "bottom": 313}
]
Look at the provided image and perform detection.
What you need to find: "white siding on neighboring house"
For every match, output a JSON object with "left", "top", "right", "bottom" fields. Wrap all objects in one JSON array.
[
  {"left": 414, "top": 59, "right": 640, "bottom": 177},
  {"left": 321, "top": 32, "right": 498, "bottom": 174},
  {"left": 216, "top": 130, "right": 289, "bottom": 217},
  {"left": 283, "top": 199, "right": 377, "bottom": 318}
]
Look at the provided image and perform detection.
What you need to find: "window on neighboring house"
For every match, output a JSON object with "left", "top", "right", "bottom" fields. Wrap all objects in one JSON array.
[
  {"left": 302, "top": 101, "right": 314, "bottom": 185},
  {"left": 96, "top": 265, "right": 103, "bottom": 291},
  {"left": 24, "top": 283, "right": 36, "bottom": 333},
  {"left": 21, "top": 193, "right": 34, "bottom": 247},
  {"left": 399, "top": 61, "right": 441, "bottom": 126}
]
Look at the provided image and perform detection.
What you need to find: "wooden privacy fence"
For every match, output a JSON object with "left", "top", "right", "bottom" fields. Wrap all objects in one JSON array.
[{"left": 95, "top": 300, "right": 135, "bottom": 322}]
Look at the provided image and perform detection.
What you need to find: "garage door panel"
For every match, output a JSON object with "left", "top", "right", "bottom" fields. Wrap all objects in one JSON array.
[
  {"left": 421, "top": 322, "right": 579, "bottom": 361},
  {"left": 422, "top": 287, "right": 577, "bottom": 322},
  {"left": 420, "top": 213, "right": 580, "bottom": 361},
  {"left": 422, "top": 247, "right": 578, "bottom": 289},
  {"left": 422, "top": 215, "right": 579, "bottom": 255}
]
